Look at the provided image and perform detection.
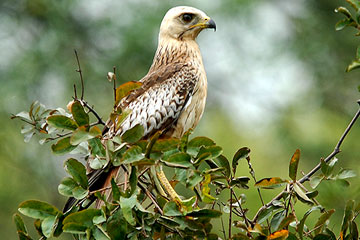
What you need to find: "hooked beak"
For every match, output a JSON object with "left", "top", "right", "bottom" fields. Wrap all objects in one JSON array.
[{"left": 190, "top": 17, "right": 217, "bottom": 31}]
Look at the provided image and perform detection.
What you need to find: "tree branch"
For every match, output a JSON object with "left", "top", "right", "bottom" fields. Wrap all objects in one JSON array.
[{"left": 252, "top": 101, "right": 360, "bottom": 223}]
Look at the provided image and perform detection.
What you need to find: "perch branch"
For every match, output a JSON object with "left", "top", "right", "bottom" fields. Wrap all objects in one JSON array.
[{"left": 252, "top": 100, "right": 360, "bottom": 223}]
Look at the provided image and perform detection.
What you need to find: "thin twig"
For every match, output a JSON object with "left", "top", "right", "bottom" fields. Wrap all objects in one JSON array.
[
  {"left": 252, "top": 102, "right": 360, "bottom": 223},
  {"left": 246, "top": 156, "right": 270, "bottom": 229},
  {"left": 90, "top": 181, "right": 127, "bottom": 195},
  {"left": 80, "top": 100, "right": 106, "bottom": 125},
  {"left": 229, "top": 188, "right": 233, "bottom": 239},
  {"left": 113, "top": 66, "right": 117, "bottom": 104},
  {"left": 232, "top": 191, "right": 250, "bottom": 227},
  {"left": 218, "top": 203, "right": 227, "bottom": 240},
  {"left": 73, "top": 84, "right": 77, "bottom": 99},
  {"left": 74, "top": 50, "right": 84, "bottom": 100},
  {"left": 299, "top": 102, "right": 360, "bottom": 184}
]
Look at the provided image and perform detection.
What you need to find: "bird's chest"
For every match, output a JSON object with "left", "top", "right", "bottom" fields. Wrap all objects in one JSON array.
[{"left": 170, "top": 72, "right": 207, "bottom": 138}]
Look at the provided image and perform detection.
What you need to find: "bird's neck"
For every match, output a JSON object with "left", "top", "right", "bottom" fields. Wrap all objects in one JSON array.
[{"left": 148, "top": 38, "right": 203, "bottom": 72}]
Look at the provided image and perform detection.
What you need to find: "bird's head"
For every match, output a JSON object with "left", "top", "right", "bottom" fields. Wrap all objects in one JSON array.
[{"left": 159, "top": 6, "right": 216, "bottom": 41}]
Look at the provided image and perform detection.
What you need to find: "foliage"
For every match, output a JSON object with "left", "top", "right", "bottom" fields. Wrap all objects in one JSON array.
[{"left": 11, "top": 1, "right": 360, "bottom": 239}]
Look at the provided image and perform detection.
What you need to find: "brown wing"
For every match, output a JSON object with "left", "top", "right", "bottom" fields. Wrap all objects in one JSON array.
[{"left": 108, "top": 63, "right": 198, "bottom": 138}]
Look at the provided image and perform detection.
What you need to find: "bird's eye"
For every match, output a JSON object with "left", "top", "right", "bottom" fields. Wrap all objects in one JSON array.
[{"left": 182, "top": 13, "right": 194, "bottom": 23}]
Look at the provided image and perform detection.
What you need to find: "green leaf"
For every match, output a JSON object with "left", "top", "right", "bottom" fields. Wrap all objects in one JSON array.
[
  {"left": 180, "top": 128, "right": 192, "bottom": 152},
  {"left": 346, "top": 0, "right": 360, "bottom": 11},
  {"left": 121, "top": 145, "right": 145, "bottom": 164},
  {"left": 121, "top": 124, "right": 144, "bottom": 143},
  {"left": 325, "top": 228, "right": 337, "bottom": 240},
  {"left": 107, "top": 210, "right": 127, "bottom": 240},
  {"left": 89, "top": 126, "right": 102, "bottom": 137},
  {"left": 187, "top": 136, "right": 216, "bottom": 155},
  {"left": 47, "top": 115, "right": 78, "bottom": 130},
  {"left": 64, "top": 158, "right": 88, "bottom": 189},
  {"left": 229, "top": 176, "right": 250, "bottom": 189},
  {"left": 341, "top": 200, "right": 355, "bottom": 237},
  {"left": 314, "top": 209, "right": 335, "bottom": 235},
  {"left": 216, "top": 155, "right": 230, "bottom": 177},
  {"left": 186, "top": 209, "right": 222, "bottom": 218},
  {"left": 270, "top": 210, "right": 286, "bottom": 233},
  {"left": 232, "top": 147, "right": 250, "bottom": 175},
  {"left": 145, "top": 130, "right": 161, "bottom": 157},
  {"left": 162, "top": 152, "right": 192, "bottom": 168},
  {"left": 320, "top": 158, "right": 337, "bottom": 177},
  {"left": 297, "top": 205, "right": 322, "bottom": 240},
  {"left": 58, "top": 177, "right": 77, "bottom": 196},
  {"left": 18, "top": 200, "right": 60, "bottom": 220},
  {"left": 70, "top": 126, "right": 93, "bottom": 145},
  {"left": 313, "top": 234, "right": 333, "bottom": 240},
  {"left": 289, "top": 149, "right": 300, "bottom": 181},
  {"left": 346, "top": 60, "right": 360, "bottom": 72},
  {"left": 187, "top": 170, "right": 203, "bottom": 188},
  {"left": 63, "top": 209, "right": 102, "bottom": 228},
  {"left": 120, "top": 193, "right": 137, "bottom": 226},
  {"left": 337, "top": 169, "right": 357, "bottom": 179},
  {"left": 62, "top": 222, "right": 87, "bottom": 234},
  {"left": 335, "top": 18, "right": 353, "bottom": 31},
  {"left": 293, "top": 183, "right": 312, "bottom": 204},
  {"left": 152, "top": 138, "right": 180, "bottom": 152},
  {"left": 350, "top": 221, "right": 359, "bottom": 240},
  {"left": 16, "top": 231, "right": 33, "bottom": 240},
  {"left": 257, "top": 206, "right": 278, "bottom": 224},
  {"left": 310, "top": 176, "right": 323, "bottom": 189},
  {"left": 335, "top": 7, "right": 353, "bottom": 18},
  {"left": 41, "top": 215, "right": 57, "bottom": 238},
  {"left": 277, "top": 214, "right": 295, "bottom": 231},
  {"left": 89, "top": 157, "right": 107, "bottom": 170},
  {"left": 111, "top": 178, "right": 121, "bottom": 201},
  {"left": 13, "top": 213, "right": 28, "bottom": 233},
  {"left": 356, "top": 46, "right": 360, "bottom": 59},
  {"left": 163, "top": 201, "right": 183, "bottom": 217},
  {"left": 92, "top": 226, "right": 110, "bottom": 240},
  {"left": 72, "top": 186, "right": 89, "bottom": 199},
  {"left": 197, "top": 146, "right": 222, "bottom": 161},
  {"left": 115, "top": 81, "right": 142, "bottom": 105},
  {"left": 51, "top": 137, "right": 77, "bottom": 154},
  {"left": 255, "top": 177, "right": 288, "bottom": 189},
  {"left": 70, "top": 101, "right": 89, "bottom": 126},
  {"left": 88, "top": 138, "right": 106, "bottom": 157}
]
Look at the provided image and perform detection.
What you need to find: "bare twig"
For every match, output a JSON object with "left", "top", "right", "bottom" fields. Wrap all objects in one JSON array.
[
  {"left": 218, "top": 203, "right": 227, "bottom": 240},
  {"left": 74, "top": 50, "right": 84, "bottom": 100},
  {"left": 232, "top": 191, "right": 250, "bottom": 227},
  {"left": 90, "top": 181, "right": 127, "bottom": 195},
  {"left": 229, "top": 188, "right": 233, "bottom": 239},
  {"left": 252, "top": 101, "right": 360, "bottom": 223},
  {"left": 73, "top": 84, "right": 77, "bottom": 99},
  {"left": 299, "top": 102, "right": 360, "bottom": 184},
  {"left": 80, "top": 100, "right": 106, "bottom": 126},
  {"left": 113, "top": 66, "right": 117, "bottom": 104}
]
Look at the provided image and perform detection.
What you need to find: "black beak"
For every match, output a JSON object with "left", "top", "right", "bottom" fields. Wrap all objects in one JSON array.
[{"left": 207, "top": 19, "right": 216, "bottom": 31}]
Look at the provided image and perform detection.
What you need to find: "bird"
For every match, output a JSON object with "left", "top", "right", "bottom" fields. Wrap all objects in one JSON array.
[{"left": 64, "top": 6, "right": 216, "bottom": 212}]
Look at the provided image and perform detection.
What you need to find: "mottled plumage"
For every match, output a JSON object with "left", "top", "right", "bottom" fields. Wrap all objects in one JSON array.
[{"left": 64, "top": 6, "right": 215, "bottom": 212}]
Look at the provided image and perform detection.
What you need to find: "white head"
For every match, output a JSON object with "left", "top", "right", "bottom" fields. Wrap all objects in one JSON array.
[{"left": 159, "top": 6, "right": 216, "bottom": 41}]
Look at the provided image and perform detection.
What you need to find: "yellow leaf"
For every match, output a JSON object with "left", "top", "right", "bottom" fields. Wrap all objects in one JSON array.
[
  {"left": 267, "top": 229, "right": 289, "bottom": 240},
  {"left": 255, "top": 177, "right": 288, "bottom": 189},
  {"left": 115, "top": 81, "right": 142, "bottom": 105}
]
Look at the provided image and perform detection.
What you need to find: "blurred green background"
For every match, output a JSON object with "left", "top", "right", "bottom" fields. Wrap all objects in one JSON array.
[{"left": 1, "top": 0, "right": 360, "bottom": 238}]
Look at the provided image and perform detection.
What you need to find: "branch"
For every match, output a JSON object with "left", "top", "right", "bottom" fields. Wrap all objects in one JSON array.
[
  {"left": 80, "top": 100, "right": 106, "bottom": 126},
  {"left": 252, "top": 100, "right": 360, "bottom": 223},
  {"left": 74, "top": 50, "right": 84, "bottom": 100}
]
